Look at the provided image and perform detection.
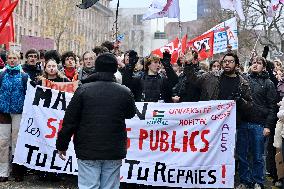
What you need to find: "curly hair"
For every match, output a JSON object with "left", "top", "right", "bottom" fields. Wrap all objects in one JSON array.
[{"left": 61, "top": 51, "right": 76, "bottom": 66}]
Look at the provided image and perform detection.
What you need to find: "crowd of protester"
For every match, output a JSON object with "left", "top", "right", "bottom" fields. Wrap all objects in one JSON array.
[{"left": 0, "top": 43, "right": 284, "bottom": 189}]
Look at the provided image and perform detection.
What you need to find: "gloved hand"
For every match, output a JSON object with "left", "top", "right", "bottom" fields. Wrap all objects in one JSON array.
[
  {"left": 262, "top": 46, "right": 269, "bottom": 59},
  {"left": 128, "top": 50, "right": 139, "bottom": 66},
  {"left": 161, "top": 51, "right": 171, "bottom": 67},
  {"left": 228, "top": 91, "right": 240, "bottom": 100}
]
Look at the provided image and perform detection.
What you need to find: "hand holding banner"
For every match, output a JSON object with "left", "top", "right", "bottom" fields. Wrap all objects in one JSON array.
[{"left": 14, "top": 83, "right": 236, "bottom": 188}]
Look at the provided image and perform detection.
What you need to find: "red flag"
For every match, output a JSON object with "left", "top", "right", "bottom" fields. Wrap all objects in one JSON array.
[
  {"left": 151, "top": 37, "right": 180, "bottom": 64},
  {"left": 187, "top": 31, "right": 214, "bottom": 60},
  {"left": 180, "top": 34, "right": 188, "bottom": 55},
  {"left": 0, "top": 0, "right": 16, "bottom": 49},
  {"left": 0, "top": 0, "right": 18, "bottom": 33},
  {"left": 0, "top": 0, "right": 10, "bottom": 11}
]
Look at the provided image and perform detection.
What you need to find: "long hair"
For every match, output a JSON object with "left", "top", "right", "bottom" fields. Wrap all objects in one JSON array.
[{"left": 42, "top": 59, "right": 66, "bottom": 79}]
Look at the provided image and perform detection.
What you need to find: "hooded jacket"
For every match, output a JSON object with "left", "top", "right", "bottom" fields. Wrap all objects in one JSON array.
[{"left": 56, "top": 72, "right": 136, "bottom": 160}]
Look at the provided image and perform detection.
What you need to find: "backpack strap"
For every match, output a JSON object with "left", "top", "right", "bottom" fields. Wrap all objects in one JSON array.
[{"left": 0, "top": 70, "right": 7, "bottom": 89}]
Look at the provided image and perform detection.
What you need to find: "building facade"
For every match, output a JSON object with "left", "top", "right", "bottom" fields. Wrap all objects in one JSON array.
[
  {"left": 13, "top": 0, "right": 113, "bottom": 55},
  {"left": 197, "top": 0, "right": 221, "bottom": 19}
]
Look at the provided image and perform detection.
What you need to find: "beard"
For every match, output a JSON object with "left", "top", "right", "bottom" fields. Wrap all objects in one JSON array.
[{"left": 223, "top": 69, "right": 236, "bottom": 75}]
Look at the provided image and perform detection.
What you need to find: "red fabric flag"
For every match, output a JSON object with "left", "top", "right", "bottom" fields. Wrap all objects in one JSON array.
[
  {"left": 187, "top": 31, "right": 214, "bottom": 60},
  {"left": 0, "top": 0, "right": 10, "bottom": 11},
  {"left": 0, "top": 0, "right": 18, "bottom": 33},
  {"left": 0, "top": 0, "right": 16, "bottom": 49},
  {"left": 180, "top": 34, "right": 188, "bottom": 55},
  {"left": 151, "top": 37, "right": 180, "bottom": 64}
]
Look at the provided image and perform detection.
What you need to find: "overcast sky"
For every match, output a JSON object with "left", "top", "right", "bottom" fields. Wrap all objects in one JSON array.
[{"left": 109, "top": 0, "right": 198, "bottom": 21}]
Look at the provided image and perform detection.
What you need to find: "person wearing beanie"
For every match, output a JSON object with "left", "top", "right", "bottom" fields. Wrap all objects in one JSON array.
[
  {"left": 0, "top": 51, "right": 29, "bottom": 182},
  {"left": 56, "top": 52, "right": 136, "bottom": 189}
]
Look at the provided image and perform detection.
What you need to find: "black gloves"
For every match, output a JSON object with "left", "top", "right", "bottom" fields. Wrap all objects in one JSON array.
[
  {"left": 128, "top": 50, "right": 139, "bottom": 66},
  {"left": 262, "top": 46, "right": 269, "bottom": 59},
  {"left": 161, "top": 51, "right": 171, "bottom": 67}
]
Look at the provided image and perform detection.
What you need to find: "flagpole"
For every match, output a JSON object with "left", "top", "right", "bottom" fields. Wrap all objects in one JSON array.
[
  {"left": 178, "top": 20, "right": 182, "bottom": 40},
  {"left": 115, "top": 0, "right": 120, "bottom": 41},
  {"left": 244, "top": 32, "right": 261, "bottom": 72}
]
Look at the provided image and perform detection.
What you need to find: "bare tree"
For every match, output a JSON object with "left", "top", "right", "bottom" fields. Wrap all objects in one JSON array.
[{"left": 41, "top": 0, "right": 83, "bottom": 52}]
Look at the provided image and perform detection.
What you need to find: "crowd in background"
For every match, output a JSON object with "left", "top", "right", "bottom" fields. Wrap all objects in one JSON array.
[{"left": 0, "top": 41, "right": 284, "bottom": 189}]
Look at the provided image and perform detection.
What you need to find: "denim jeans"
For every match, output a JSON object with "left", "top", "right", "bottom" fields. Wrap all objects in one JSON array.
[
  {"left": 237, "top": 122, "right": 265, "bottom": 186},
  {"left": 77, "top": 159, "right": 122, "bottom": 189}
]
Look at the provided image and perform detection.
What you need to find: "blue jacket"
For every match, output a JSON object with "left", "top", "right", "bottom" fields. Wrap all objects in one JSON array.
[{"left": 0, "top": 69, "right": 28, "bottom": 114}]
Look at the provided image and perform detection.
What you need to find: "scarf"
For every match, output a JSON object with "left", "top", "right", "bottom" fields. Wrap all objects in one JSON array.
[
  {"left": 65, "top": 68, "right": 76, "bottom": 81},
  {"left": 6, "top": 64, "right": 22, "bottom": 71}
]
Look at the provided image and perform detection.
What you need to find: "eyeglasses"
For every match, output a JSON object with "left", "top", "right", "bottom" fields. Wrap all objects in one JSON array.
[
  {"left": 28, "top": 54, "right": 38, "bottom": 58},
  {"left": 222, "top": 60, "right": 235, "bottom": 64},
  {"left": 66, "top": 57, "right": 75, "bottom": 61}
]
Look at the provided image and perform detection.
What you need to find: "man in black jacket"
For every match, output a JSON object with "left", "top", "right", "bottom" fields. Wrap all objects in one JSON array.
[
  {"left": 236, "top": 56, "right": 278, "bottom": 189},
  {"left": 56, "top": 53, "right": 136, "bottom": 189}
]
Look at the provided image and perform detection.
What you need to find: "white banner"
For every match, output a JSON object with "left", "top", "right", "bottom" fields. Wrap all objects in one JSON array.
[
  {"left": 206, "top": 17, "right": 238, "bottom": 54},
  {"left": 14, "top": 83, "right": 236, "bottom": 188}
]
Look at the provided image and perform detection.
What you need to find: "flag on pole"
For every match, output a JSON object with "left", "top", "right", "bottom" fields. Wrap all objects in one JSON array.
[
  {"left": 143, "top": 0, "right": 180, "bottom": 20},
  {"left": 0, "top": 0, "right": 18, "bottom": 33},
  {"left": 77, "top": 0, "right": 99, "bottom": 9},
  {"left": 220, "top": 0, "right": 245, "bottom": 21},
  {"left": 187, "top": 32, "right": 214, "bottom": 60},
  {"left": 180, "top": 34, "right": 187, "bottom": 54},
  {"left": 151, "top": 37, "right": 180, "bottom": 64},
  {"left": 0, "top": 0, "right": 17, "bottom": 50},
  {"left": 267, "top": 0, "right": 283, "bottom": 23}
]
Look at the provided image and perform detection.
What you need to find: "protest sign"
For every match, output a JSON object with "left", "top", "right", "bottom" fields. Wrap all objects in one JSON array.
[
  {"left": 205, "top": 17, "right": 238, "bottom": 54},
  {"left": 42, "top": 78, "right": 78, "bottom": 93},
  {"left": 14, "top": 83, "right": 236, "bottom": 188}
]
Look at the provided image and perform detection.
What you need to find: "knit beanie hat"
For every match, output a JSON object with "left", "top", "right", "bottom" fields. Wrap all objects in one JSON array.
[{"left": 95, "top": 53, "right": 118, "bottom": 73}]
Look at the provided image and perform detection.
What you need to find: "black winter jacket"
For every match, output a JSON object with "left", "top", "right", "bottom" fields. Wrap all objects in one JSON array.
[
  {"left": 22, "top": 63, "right": 42, "bottom": 81},
  {"left": 172, "top": 70, "right": 205, "bottom": 102},
  {"left": 56, "top": 72, "right": 136, "bottom": 160},
  {"left": 246, "top": 72, "right": 278, "bottom": 129},
  {"left": 122, "top": 64, "right": 178, "bottom": 102}
]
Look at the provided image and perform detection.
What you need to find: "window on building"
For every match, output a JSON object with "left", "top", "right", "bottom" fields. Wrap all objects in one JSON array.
[
  {"left": 139, "top": 46, "right": 143, "bottom": 56},
  {"left": 133, "top": 15, "right": 143, "bottom": 25},
  {"left": 23, "top": 28, "right": 26, "bottom": 35},
  {"left": 19, "top": 0, "right": 23, "bottom": 15},
  {"left": 35, "top": 6, "right": 39, "bottom": 22},
  {"left": 29, "top": 3, "right": 32, "bottom": 20},
  {"left": 154, "top": 32, "right": 166, "bottom": 39},
  {"left": 24, "top": 1, "right": 27, "bottom": 18},
  {"left": 29, "top": 29, "right": 32, "bottom": 36},
  {"left": 140, "top": 30, "right": 144, "bottom": 41},
  {"left": 15, "top": 24, "right": 18, "bottom": 42},
  {"left": 35, "top": 32, "right": 38, "bottom": 36},
  {"left": 131, "top": 30, "right": 135, "bottom": 42}
]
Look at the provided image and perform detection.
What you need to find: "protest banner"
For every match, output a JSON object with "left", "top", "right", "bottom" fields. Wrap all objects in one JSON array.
[
  {"left": 187, "top": 31, "right": 214, "bottom": 60},
  {"left": 205, "top": 17, "right": 238, "bottom": 54},
  {"left": 14, "top": 83, "right": 236, "bottom": 188},
  {"left": 42, "top": 78, "right": 78, "bottom": 93}
]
